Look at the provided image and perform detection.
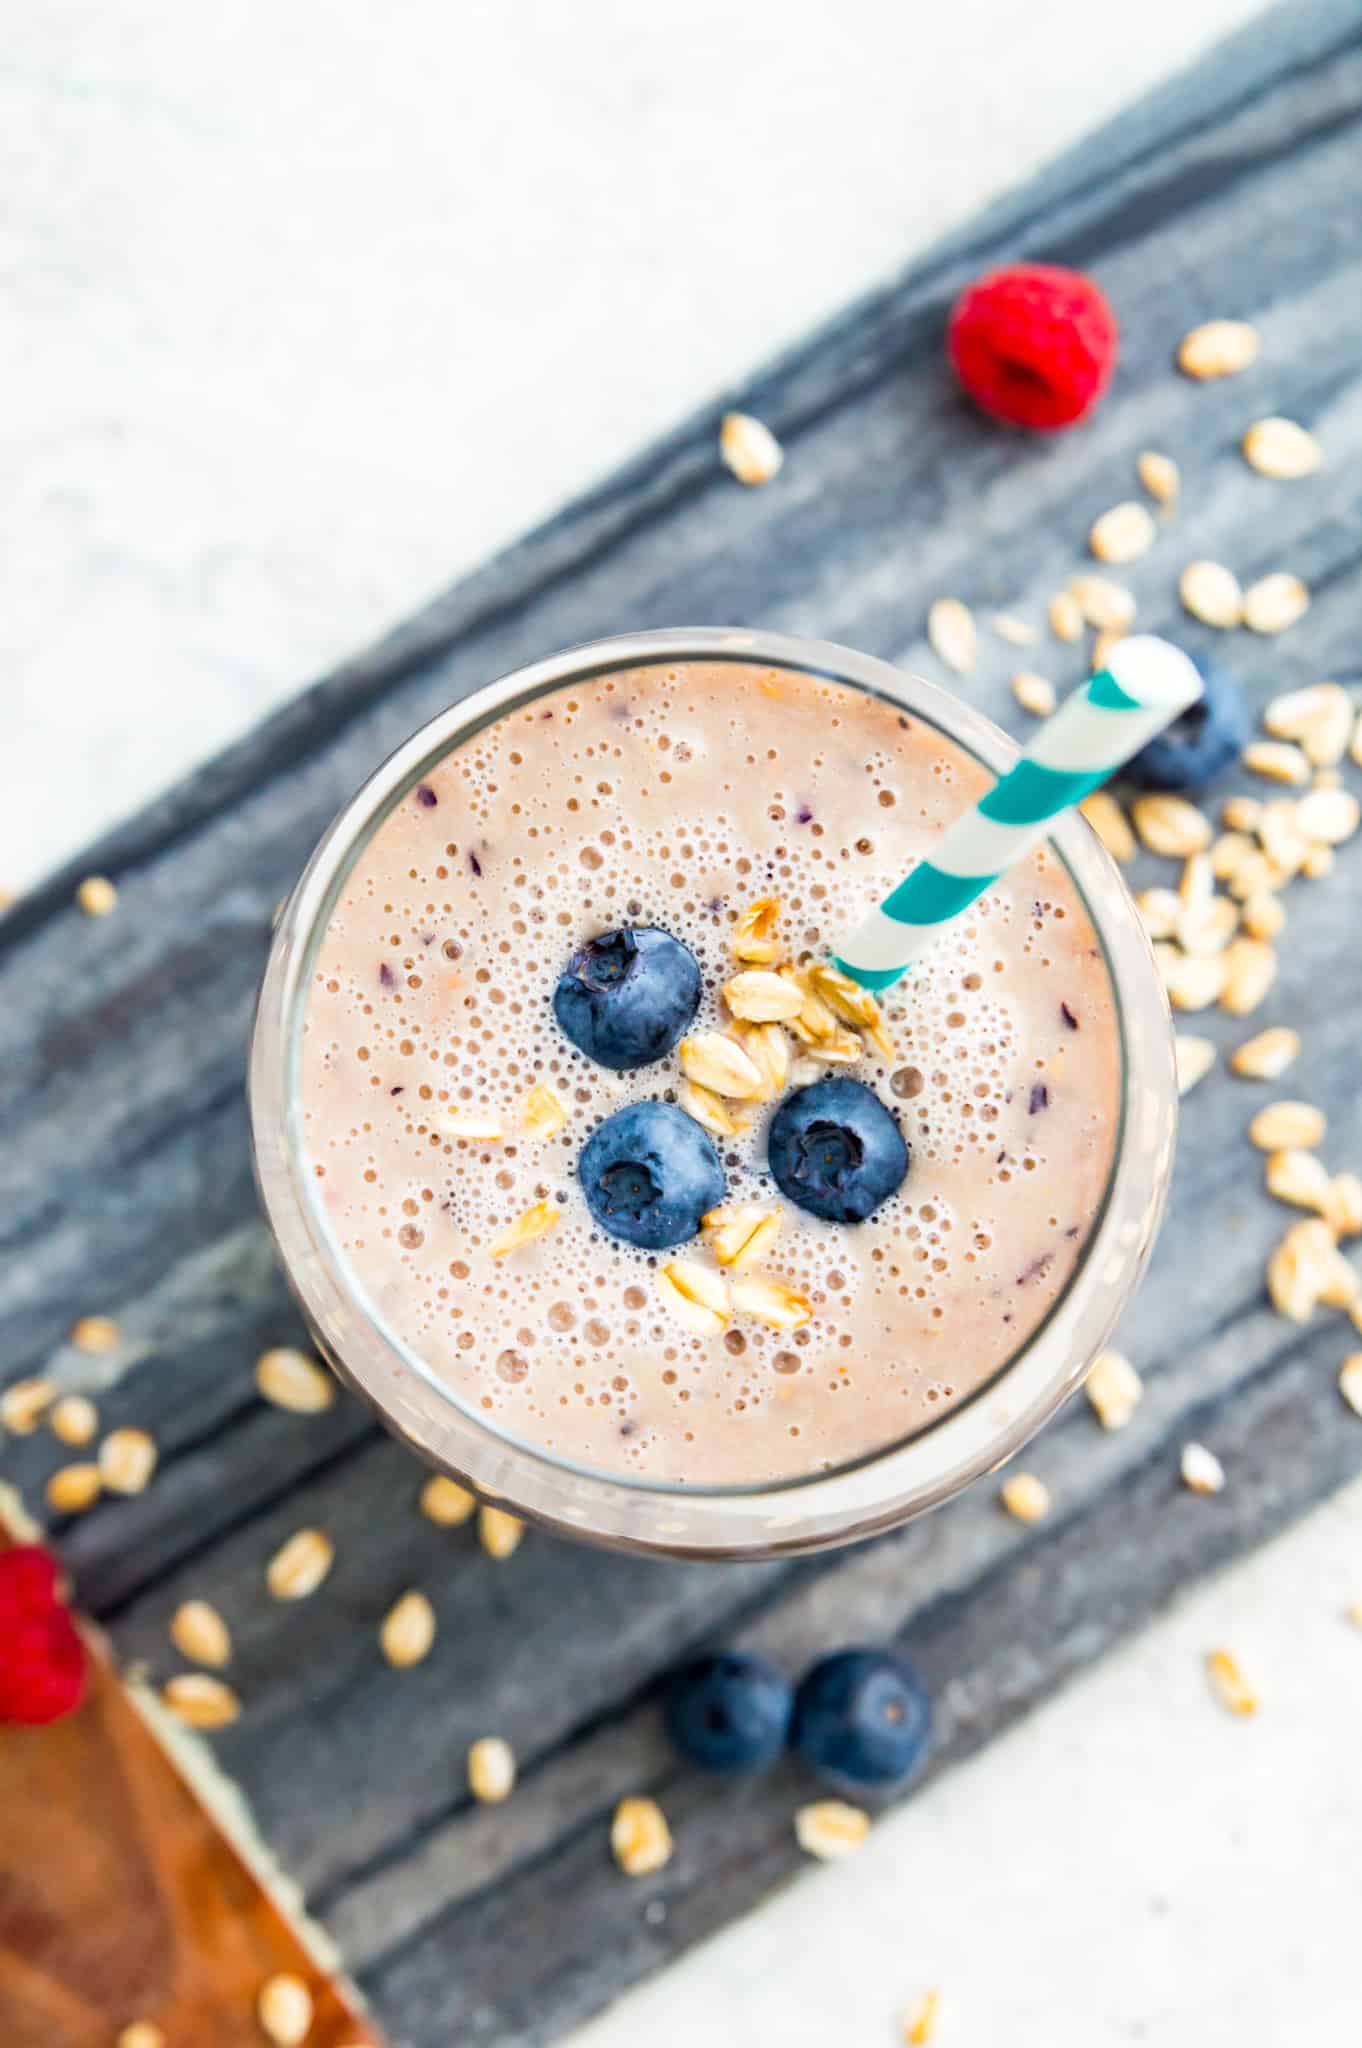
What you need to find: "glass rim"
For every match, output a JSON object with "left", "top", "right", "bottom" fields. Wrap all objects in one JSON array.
[{"left": 249, "top": 627, "right": 1177, "bottom": 1557}]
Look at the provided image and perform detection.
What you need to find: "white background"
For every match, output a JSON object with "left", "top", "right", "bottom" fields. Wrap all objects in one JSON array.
[{"left": 11, "top": 3, "right": 1362, "bottom": 2042}]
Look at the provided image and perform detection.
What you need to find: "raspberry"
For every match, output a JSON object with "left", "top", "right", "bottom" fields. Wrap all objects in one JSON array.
[
  {"left": 947, "top": 263, "right": 1118, "bottom": 430},
  {"left": 0, "top": 1544, "right": 87, "bottom": 1725}
]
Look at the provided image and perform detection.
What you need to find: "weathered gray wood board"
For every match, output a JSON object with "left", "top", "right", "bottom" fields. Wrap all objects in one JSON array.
[{"left": 5, "top": 4, "right": 1362, "bottom": 2041}]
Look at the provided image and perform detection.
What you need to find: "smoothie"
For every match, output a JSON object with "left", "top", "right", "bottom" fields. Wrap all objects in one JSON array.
[{"left": 299, "top": 658, "right": 1120, "bottom": 1488}]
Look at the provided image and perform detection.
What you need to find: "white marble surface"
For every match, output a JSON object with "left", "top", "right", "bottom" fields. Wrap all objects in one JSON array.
[{"left": 13, "top": 2, "right": 1361, "bottom": 2043}]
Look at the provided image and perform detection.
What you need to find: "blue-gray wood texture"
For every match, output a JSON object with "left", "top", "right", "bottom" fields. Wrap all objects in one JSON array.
[{"left": 5, "top": 4, "right": 1362, "bottom": 2041}]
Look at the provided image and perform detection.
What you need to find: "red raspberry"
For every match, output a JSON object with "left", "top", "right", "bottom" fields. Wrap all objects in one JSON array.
[
  {"left": 0, "top": 1544, "right": 87, "bottom": 1725},
  {"left": 947, "top": 263, "right": 1118, "bottom": 430}
]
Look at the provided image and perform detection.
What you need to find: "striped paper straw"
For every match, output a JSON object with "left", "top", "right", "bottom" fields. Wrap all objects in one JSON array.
[{"left": 833, "top": 635, "right": 1201, "bottom": 991}]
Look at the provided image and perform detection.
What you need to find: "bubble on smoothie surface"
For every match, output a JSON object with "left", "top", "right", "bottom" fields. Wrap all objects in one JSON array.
[{"left": 299, "top": 661, "right": 1120, "bottom": 1486}]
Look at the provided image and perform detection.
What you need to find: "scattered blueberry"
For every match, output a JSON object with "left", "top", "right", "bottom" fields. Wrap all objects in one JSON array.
[
  {"left": 791, "top": 1648, "right": 932, "bottom": 1790},
  {"left": 554, "top": 926, "right": 701, "bottom": 1071},
  {"left": 415, "top": 783, "right": 438, "bottom": 807},
  {"left": 1125, "top": 657, "right": 1248, "bottom": 791},
  {"left": 665, "top": 1652, "right": 793, "bottom": 1775},
  {"left": 579, "top": 1101, "right": 724, "bottom": 1249},
  {"left": 768, "top": 1079, "right": 908, "bottom": 1223}
]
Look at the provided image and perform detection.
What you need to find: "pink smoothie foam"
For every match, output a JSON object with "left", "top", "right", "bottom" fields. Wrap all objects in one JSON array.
[{"left": 301, "top": 659, "right": 1120, "bottom": 1486}]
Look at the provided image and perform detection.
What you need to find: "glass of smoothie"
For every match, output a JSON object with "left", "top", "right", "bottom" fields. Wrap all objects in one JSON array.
[{"left": 249, "top": 629, "right": 1175, "bottom": 1557}]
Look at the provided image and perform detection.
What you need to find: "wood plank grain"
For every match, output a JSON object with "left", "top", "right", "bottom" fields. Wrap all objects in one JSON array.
[{"left": 4, "top": 4, "right": 1362, "bottom": 2043}]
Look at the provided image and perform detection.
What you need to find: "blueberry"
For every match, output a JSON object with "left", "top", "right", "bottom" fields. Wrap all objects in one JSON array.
[
  {"left": 767, "top": 1079, "right": 908, "bottom": 1223},
  {"left": 553, "top": 926, "right": 701, "bottom": 1071},
  {"left": 792, "top": 1648, "right": 932, "bottom": 1790},
  {"left": 579, "top": 1101, "right": 724, "bottom": 1250},
  {"left": 664, "top": 1652, "right": 793, "bottom": 1775},
  {"left": 1125, "top": 657, "right": 1248, "bottom": 792}
]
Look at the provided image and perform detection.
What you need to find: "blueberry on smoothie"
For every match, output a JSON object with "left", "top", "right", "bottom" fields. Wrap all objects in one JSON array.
[
  {"left": 579, "top": 1102, "right": 724, "bottom": 1250},
  {"left": 553, "top": 926, "right": 701, "bottom": 1071},
  {"left": 768, "top": 1079, "right": 908, "bottom": 1224},
  {"left": 792, "top": 1648, "right": 932, "bottom": 1789},
  {"left": 665, "top": 1652, "right": 793, "bottom": 1775},
  {"left": 1125, "top": 657, "right": 1247, "bottom": 791}
]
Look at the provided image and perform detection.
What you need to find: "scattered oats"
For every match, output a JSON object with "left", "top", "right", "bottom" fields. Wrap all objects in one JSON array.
[
  {"left": 1249, "top": 1101, "right": 1325, "bottom": 1151},
  {"left": 1301, "top": 843, "right": 1334, "bottom": 880},
  {"left": 992, "top": 611, "right": 1037, "bottom": 646},
  {"left": 1210, "top": 831, "right": 1255, "bottom": 884},
  {"left": 723, "top": 969, "right": 804, "bottom": 1023},
  {"left": 438, "top": 1108, "right": 504, "bottom": 1141},
  {"left": 489, "top": 1199, "right": 561, "bottom": 1258},
  {"left": 1089, "top": 500, "right": 1156, "bottom": 564},
  {"left": 927, "top": 597, "right": 977, "bottom": 675},
  {"left": 419, "top": 1475, "right": 477, "bottom": 1528},
  {"left": 729, "top": 1273, "right": 813, "bottom": 1330},
  {"left": 808, "top": 962, "right": 896, "bottom": 1059},
  {"left": 1000, "top": 1471, "right": 1050, "bottom": 1524},
  {"left": 1048, "top": 589, "right": 1084, "bottom": 643},
  {"left": 718, "top": 410, "right": 783, "bottom": 486},
  {"left": 1221, "top": 795, "right": 1263, "bottom": 834},
  {"left": 76, "top": 874, "right": 118, "bottom": 917},
  {"left": 679, "top": 1077, "right": 748, "bottom": 1138},
  {"left": 267, "top": 1527, "right": 335, "bottom": 1599},
  {"left": 703, "top": 1202, "right": 782, "bottom": 1270},
  {"left": 70, "top": 1314, "right": 120, "bottom": 1353},
  {"left": 46, "top": 1463, "right": 101, "bottom": 1514},
  {"left": 1266, "top": 1216, "right": 1355, "bottom": 1322},
  {"left": 679, "top": 1031, "right": 763, "bottom": 1099},
  {"left": 1163, "top": 950, "right": 1227, "bottom": 1012},
  {"left": 1340, "top": 1357, "right": 1362, "bottom": 1418},
  {"left": 1085, "top": 1347, "right": 1144, "bottom": 1429},
  {"left": 1175, "top": 1035, "right": 1216, "bottom": 1096},
  {"left": 731, "top": 895, "right": 784, "bottom": 965},
  {"left": 1264, "top": 682, "right": 1353, "bottom": 765},
  {"left": 656, "top": 1259, "right": 731, "bottom": 1336},
  {"left": 257, "top": 1973, "right": 315, "bottom": 2048},
  {"left": 1224, "top": 851, "right": 1278, "bottom": 904},
  {"left": 162, "top": 1673, "right": 241, "bottom": 1730},
  {"left": 100, "top": 1427, "right": 158, "bottom": 1495},
  {"left": 49, "top": 1394, "right": 99, "bottom": 1446},
  {"left": 1243, "top": 572, "right": 1309, "bottom": 635},
  {"left": 1137, "top": 449, "right": 1180, "bottom": 505},
  {"left": 1206, "top": 1648, "right": 1259, "bottom": 1717},
  {"left": 779, "top": 967, "right": 841, "bottom": 1044},
  {"left": 1295, "top": 786, "right": 1360, "bottom": 846},
  {"left": 1178, "top": 560, "right": 1244, "bottom": 629},
  {"left": 1091, "top": 626, "right": 1127, "bottom": 672},
  {"left": 380, "top": 1590, "right": 437, "bottom": 1668},
  {"left": 479, "top": 1505, "right": 524, "bottom": 1559},
  {"left": 520, "top": 1080, "right": 569, "bottom": 1139},
  {"left": 1070, "top": 574, "right": 1137, "bottom": 631},
  {"left": 1241, "top": 740, "right": 1309, "bottom": 787},
  {"left": 795, "top": 1798, "right": 872, "bottom": 1861},
  {"left": 903, "top": 1990, "right": 943, "bottom": 2046},
  {"left": 468, "top": 1735, "right": 517, "bottom": 1803},
  {"left": 1079, "top": 790, "right": 1136, "bottom": 864},
  {"left": 255, "top": 1347, "right": 335, "bottom": 1414},
  {"left": 118, "top": 2027, "right": 166, "bottom": 2048},
  {"left": 1220, "top": 937, "right": 1276, "bottom": 1015},
  {"left": 807, "top": 1022, "right": 874, "bottom": 1065},
  {"left": 1012, "top": 671, "right": 1056, "bottom": 718},
  {"left": 1137, "top": 887, "right": 1181, "bottom": 941},
  {"left": 170, "top": 1599, "right": 233, "bottom": 1669},
  {"left": 1256, "top": 797, "right": 1310, "bottom": 879},
  {"left": 733, "top": 1020, "right": 791, "bottom": 1099},
  {"left": 1181, "top": 1442, "right": 1226, "bottom": 1494},
  {"left": 2, "top": 1376, "right": 55, "bottom": 1435},
  {"left": 611, "top": 1795, "right": 673, "bottom": 1875},
  {"left": 1241, "top": 891, "right": 1284, "bottom": 941},
  {"left": 1177, "top": 319, "right": 1260, "bottom": 379},
  {"left": 1131, "top": 794, "right": 1211, "bottom": 858},
  {"left": 1180, "top": 850, "right": 1214, "bottom": 911},
  {"left": 1314, "top": 767, "right": 1342, "bottom": 789},
  {"left": 1326, "top": 1174, "right": 1362, "bottom": 1240},
  {"left": 1242, "top": 416, "right": 1322, "bottom": 479}
]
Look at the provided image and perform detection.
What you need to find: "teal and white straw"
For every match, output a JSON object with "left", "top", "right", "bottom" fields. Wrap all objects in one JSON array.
[{"left": 833, "top": 635, "right": 1201, "bottom": 992}]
